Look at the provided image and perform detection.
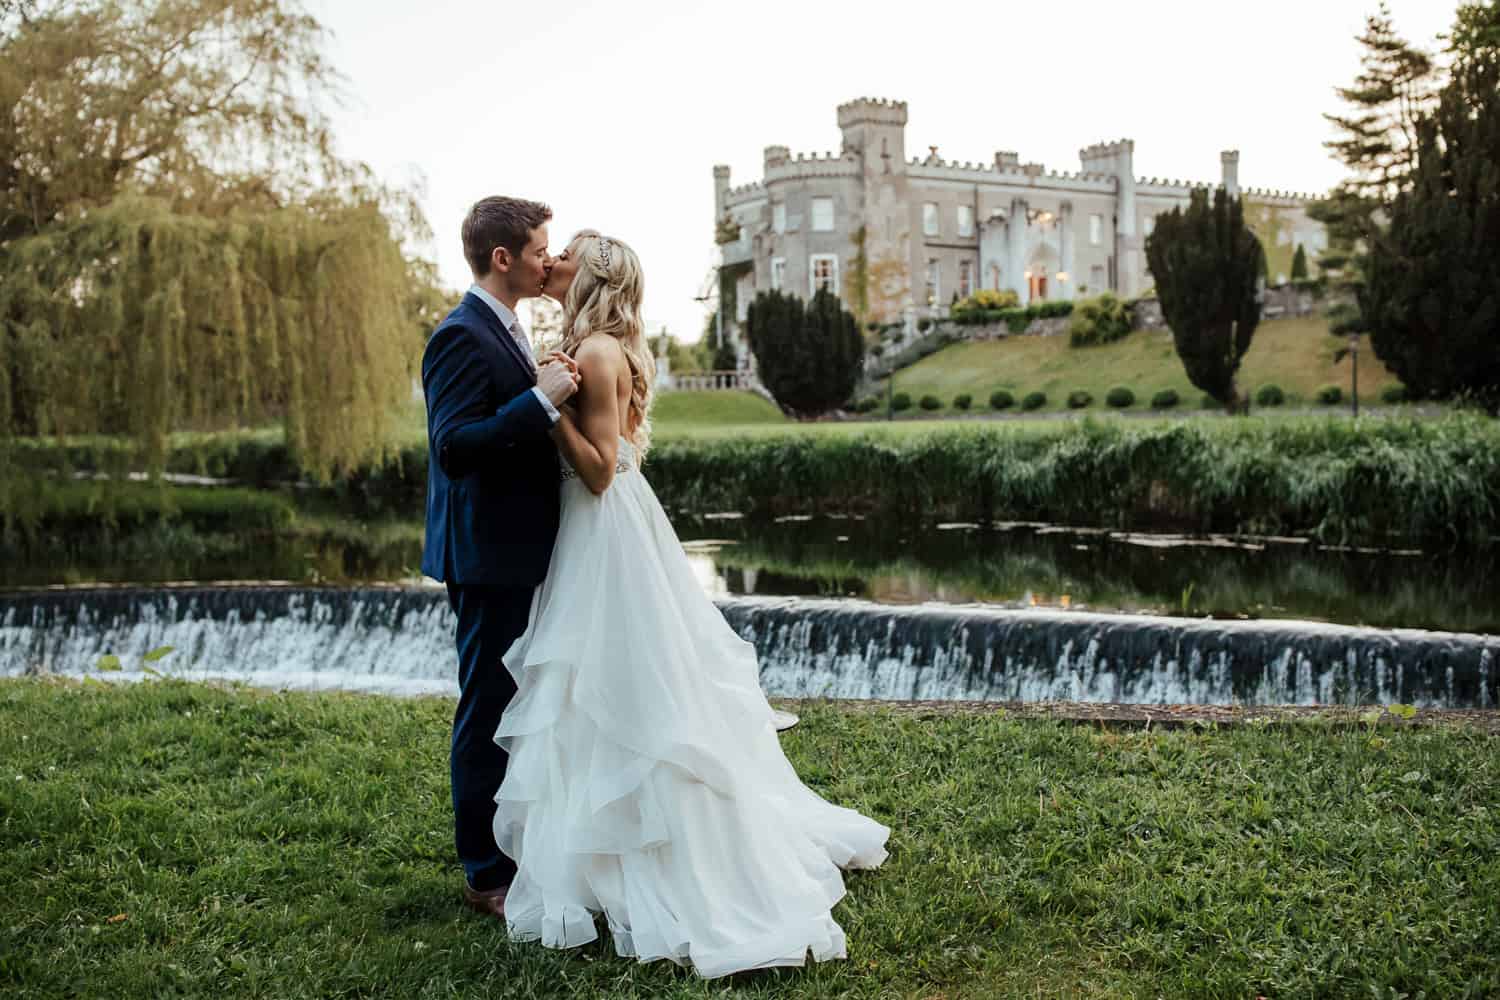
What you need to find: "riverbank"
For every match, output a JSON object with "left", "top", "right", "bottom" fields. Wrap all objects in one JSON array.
[
  {"left": 2, "top": 679, "right": 1496, "bottom": 998},
  {"left": 8, "top": 413, "right": 1499, "bottom": 550}
]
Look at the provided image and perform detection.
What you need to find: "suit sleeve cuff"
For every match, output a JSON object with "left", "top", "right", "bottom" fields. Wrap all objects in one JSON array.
[{"left": 531, "top": 385, "right": 561, "bottom": 424}]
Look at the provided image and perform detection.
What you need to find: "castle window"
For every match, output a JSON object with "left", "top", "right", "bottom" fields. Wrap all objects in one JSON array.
[
  {"left": 957, "top": 205, "right": 974, "bottom": 238},
  {"left": 1089, "top": 214, "right": 1104, "bottom": 246},
  {"left": 958, "top": 260, "right": 973, "bottom": 300},
  {"left": 925, "top": 258, "right": 940, "bottom": 306},
  {"left": 773, "top": 203, "right": 786, "bottom": 235},
  {"left": 1142, "top": 214, "right": 1155, "bottom": 237},
  {"left": 923, "top": 202, "right": 940, "bottom": 237},
  {"left": 809, "top": 254, "right": 839, "bottom": 296},
  {"left": 771, "top": 256, "right": 786, "bottom": 292},
  {"left": 811, "top": 197, "right": 835, "bottom": 232}
]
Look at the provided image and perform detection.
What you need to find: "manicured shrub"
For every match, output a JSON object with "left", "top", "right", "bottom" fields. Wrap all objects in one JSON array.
[
  {"left": 917, "top": 318, "right": 932, "bottom": 332},
  {"left": 852, "top": 397, "right": 879, "bottom": 413},
  {"left": 1150, "top": 389, "right": 1181, "bottom": 410},
  {"left": 891, "top": 392, "right": 912, "bottom": 412},
  {"left": 1035, "top": 300, "right": 1075, "bottom": 319},
  {"left": 1255, "top": 384, "right": 1286, "bottom": 407},
  {"left": 951, "top": 289, "right": 1020, "bottom": 316},
  {"left": 952, "top": 393, "right": 972, "bottom": 411},
  {"left": 1067, "top": 390, "right": 1094, "bottom": 409},
  {"left": 1068, "top": 293, "right": 1133, "bottom": 347},
  {"left": 1381, "top": 384, "right": 1409, "bottom": 404},
  {"left": 1021, "top": 391, "right": 1047, "bottom": 411},
  {"left": 1105, "top": 386, "right": 1136, "bottom": 408},
  {"left": 919, "top": 394, "right": 943, "bottom": 411},
  {"left": 989, "top": 389, "right": 1015, "bottom": 410},
  {"left": 1316, "top": 384, "right": 1344, "bottom": 405}
]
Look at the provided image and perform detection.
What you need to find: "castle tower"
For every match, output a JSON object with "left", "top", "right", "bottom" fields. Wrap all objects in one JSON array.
[
  {"left": 1221, "top": 150, "right": 1241, "bottom": 199},
  {"left": 837, "top": 97, "right": 908, "bottom": 172},
  {"left": 1080, "top": 139, "right": 1140, "bottom": 296}
]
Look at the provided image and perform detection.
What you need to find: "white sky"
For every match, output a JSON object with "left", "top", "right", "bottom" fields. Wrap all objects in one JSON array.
[{"left": 310, "top": 0, "right": 1455, "bottom": 343}]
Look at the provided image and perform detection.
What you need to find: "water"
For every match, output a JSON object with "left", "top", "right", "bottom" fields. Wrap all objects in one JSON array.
[
  {"left": 2, "top": 586, "right": 1496, "bottom": 708},
  {"left": 5, "top": 514, "right": 1496, "bottom": 635}
]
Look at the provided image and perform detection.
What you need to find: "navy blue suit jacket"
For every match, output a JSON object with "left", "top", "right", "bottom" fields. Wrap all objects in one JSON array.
[{"left": 421, "top": 292, "right": 560, "bottom": 586}]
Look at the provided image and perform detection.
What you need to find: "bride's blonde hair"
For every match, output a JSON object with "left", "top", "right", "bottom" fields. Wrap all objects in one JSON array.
[{"left": 559, "top": 230, "right": 656, "bottom": 455}]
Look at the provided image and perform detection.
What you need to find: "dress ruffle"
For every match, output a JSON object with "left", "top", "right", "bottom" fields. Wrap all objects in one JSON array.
[{"left": 494, "top": 440, "right": 888, "bottom": 978}]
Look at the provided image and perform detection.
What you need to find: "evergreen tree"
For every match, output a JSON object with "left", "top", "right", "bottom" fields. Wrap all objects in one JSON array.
[
  {"left": 745, "top": 288, "right": 863, "bottom": 417},
  {"left": 1291, "top": 244, "right": 1309, "bottom": 281},
  {"left": 1363, "top": 33, "right": 1500, "bottom": 410},
  {"left": 1309, "top": 3, "right": 1438, "bottom": 332},
  {"left": 1145, "top": 187, "right": 1264, "bottom": 413}
]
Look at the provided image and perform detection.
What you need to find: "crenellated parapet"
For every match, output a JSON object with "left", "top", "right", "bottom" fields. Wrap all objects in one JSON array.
[
  {"left": 1242, "top": 186, "right": 1319, "bottom": 205},
  {"left": 764, "top": 151, "right": 861, "bottom": 184},
  {"left": 904, "top": 155, "right": 1115, "bottom": 191},
  {"left": 724, "top": 180, "right": 767, "bottom": 207},
  {"left": 836, "top": 96, "right": 909, "bottom": 128}
]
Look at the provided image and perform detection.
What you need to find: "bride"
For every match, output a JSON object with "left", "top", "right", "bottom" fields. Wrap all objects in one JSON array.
[{"left": 492, "top": 230, "right": 889, "bottom": 979}]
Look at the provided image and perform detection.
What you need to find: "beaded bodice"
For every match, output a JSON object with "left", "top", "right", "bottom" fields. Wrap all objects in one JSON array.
[{"left": 560, "top": 436, "right": 638, "bottom": 483}]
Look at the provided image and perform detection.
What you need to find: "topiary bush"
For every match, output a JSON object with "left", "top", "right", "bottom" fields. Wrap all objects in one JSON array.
[
  {"left": 1021, "top": 391, "right": 1047, "bottom": 411},
  {"left": 952, "top": 393, "right": 972, "bottom": 411},
  {"left": 852, "top": 397, "right": 879, "bottom": 413},
  {"left": 1255, "top": 384, "right": 1286, "bottom": 407},
  {"left": 1316, "top": 384, "right": 1344, "bottom": 405},
  {"left": 1105, "top": 386, "right": 1136, "bottom": 408},
  {"left": 989, "top": 389, "right": 1015, "bottom": 410},
  {"left": 919, "top": 394, "right": 943, "bottom": 411},
  {"left": 1067, "top": 390, "right": 1094, "bottom": 409},
  {"left": 891, "top": 392, "right": 912, "bottom": 412},
  {"left": 1150, "top": 389, "right": 1180, "bottom": 410},
  {"left": 1068, "top": 293, "right": 1133, "bottom": 347},
  {"left": 1381, "top": 384, "right": 1409, "bottom": 404}
]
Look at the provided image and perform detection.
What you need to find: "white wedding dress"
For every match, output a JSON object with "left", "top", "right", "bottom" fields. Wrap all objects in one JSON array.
[{"left": 493, "top": 436, "right": 889, "bottom": 979}]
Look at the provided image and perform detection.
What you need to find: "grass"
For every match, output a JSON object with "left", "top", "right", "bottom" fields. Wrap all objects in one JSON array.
[
  {"left": 2, "top": 679, "right": 1497, "bottom": 999},
  {"left": 874, "top": 316, "right": 1403, "bottom": 412},
  {"left": 651, "top": 390, "right": 786, "bottom": 427}
]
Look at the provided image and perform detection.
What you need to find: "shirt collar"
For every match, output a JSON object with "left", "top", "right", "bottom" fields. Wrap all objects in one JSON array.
[{"left": 468, "top": 283, "right": 520, "bottom": 332}]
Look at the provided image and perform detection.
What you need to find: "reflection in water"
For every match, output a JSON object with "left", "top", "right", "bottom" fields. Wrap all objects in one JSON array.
[{"left": 4, "top": 509, "right": 1498, "bottom": 635}]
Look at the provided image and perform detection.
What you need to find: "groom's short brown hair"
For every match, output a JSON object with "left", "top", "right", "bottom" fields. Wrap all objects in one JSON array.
[{"left": 462, "top": 196, "right": 552, "bottom": 277}]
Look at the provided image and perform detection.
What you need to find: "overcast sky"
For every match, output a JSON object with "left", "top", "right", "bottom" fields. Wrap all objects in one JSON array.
[{"left": 309, "top": 0, "right": 1455, "bottom": 343}]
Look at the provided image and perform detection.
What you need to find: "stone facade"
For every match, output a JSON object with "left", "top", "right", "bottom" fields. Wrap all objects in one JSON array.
[{"left": 712, "top": 97, "right": 1328, "bottom": 352}]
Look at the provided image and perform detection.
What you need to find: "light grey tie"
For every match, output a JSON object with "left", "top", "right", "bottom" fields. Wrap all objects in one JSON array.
[{"left": 508, "top": 320, "right": 537, "bottom": 374}]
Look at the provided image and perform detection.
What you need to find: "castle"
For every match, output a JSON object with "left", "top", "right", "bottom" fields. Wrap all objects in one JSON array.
[{"left": 712, "top": 97, "right": 1327, "bottom": 344}]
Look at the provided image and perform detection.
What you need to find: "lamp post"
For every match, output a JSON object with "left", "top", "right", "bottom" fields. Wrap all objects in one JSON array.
[{"left": 1349, "top": 332, "right": 1359, "bottom": 418}]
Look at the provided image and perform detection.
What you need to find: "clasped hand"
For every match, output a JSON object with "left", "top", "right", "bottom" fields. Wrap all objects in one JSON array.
[{"left": 537, "top": 351, "right": 580, "bottom": 407}]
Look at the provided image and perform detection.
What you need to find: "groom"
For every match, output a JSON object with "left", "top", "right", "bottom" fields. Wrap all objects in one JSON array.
[{"left": 421, "top": 196, "right": 579, "bottom": 918}]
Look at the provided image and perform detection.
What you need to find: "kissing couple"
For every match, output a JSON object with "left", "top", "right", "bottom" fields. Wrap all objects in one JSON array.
[{"left": 419, "top": 196, "right": 889, "bottom": 978}]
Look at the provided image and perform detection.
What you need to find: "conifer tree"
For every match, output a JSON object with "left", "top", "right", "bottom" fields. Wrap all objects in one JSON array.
[
  {"left": 1145, "top": 187, "right": 1264, "bottom": 413},
  {"left": 1291, "top": 244, "right": 1309, "bottom": 281},
  {"left": 1363, "top": 24, "right": 1500, "bottom": 410},
  {"left": 745, "top": 288, "right": 863, "bottom": 416}
]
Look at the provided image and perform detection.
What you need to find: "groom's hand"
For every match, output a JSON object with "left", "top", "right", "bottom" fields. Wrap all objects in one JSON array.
[{"left": 537, "top": 355, "right": 580, "bottom": 407}]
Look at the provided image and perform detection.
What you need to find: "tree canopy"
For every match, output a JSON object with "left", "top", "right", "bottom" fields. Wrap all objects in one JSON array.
[{"left": 1, "top": 0, "right": 438, "bottom": 518}]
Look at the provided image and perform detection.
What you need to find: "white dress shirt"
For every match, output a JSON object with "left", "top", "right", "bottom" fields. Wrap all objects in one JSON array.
[{"left": 469, "top": 283, "right": 560, "bottom": 424}]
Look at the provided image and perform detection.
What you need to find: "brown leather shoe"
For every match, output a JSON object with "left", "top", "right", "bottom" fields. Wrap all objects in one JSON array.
[{"left": 462, "top": 881, "right": 509, "bottom": 920}]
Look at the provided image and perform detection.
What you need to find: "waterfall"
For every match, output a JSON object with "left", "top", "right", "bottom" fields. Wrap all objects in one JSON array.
[{"left": 2, "top": 586, "right": 1496, "bottom": 708}]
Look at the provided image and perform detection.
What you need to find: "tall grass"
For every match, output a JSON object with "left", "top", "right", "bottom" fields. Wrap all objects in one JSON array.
[{"left": 647, "top": 414, "right": 1500, "bottom": 544}]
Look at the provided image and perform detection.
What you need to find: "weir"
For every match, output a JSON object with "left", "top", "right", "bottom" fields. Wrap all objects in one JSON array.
[{"left": 1, "top": 586, "right": 1495, "bottom": 708}]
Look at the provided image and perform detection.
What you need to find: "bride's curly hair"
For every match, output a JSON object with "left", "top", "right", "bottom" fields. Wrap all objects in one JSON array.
[{"left": 558, "top": 230, "right": 656, "bottom": 456}]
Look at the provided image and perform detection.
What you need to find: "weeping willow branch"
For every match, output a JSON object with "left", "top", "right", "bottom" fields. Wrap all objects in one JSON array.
[{"left": 0, "top": 194, "right": 415, "bottom": 518}]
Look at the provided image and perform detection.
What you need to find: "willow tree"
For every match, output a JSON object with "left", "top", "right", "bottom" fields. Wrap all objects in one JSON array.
[{"left": 0, "top": 0, "right": 436, "bottom": 519}]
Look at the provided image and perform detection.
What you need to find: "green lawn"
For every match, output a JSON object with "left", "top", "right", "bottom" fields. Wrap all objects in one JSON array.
[
  {"left": 3, "top": 679, "right": 1497, "bottom": 999},
  {"left": 651, "top": 390, "right": 786, "bottom": 427},
  {"left": 875, "top": 316, "right": 1402, "bottom": 413}
]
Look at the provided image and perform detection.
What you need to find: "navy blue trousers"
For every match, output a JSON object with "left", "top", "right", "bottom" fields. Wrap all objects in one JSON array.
[{"left": 446, "top": 582, "right": 532, "bottom": 888}]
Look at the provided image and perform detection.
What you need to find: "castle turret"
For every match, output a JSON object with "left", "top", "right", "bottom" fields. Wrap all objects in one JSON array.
[
  {"left": 1221, "top": 150, "right": 1240, "bottom": 199},
  {"left": 713, "top": 164, "right": 730, "bottom": 219},
  {"left": 837, "top": 97, "right": 907, "bottom": 172},
  {"left": 763, "top": 145, "right": 790, "bottom": 172}
]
